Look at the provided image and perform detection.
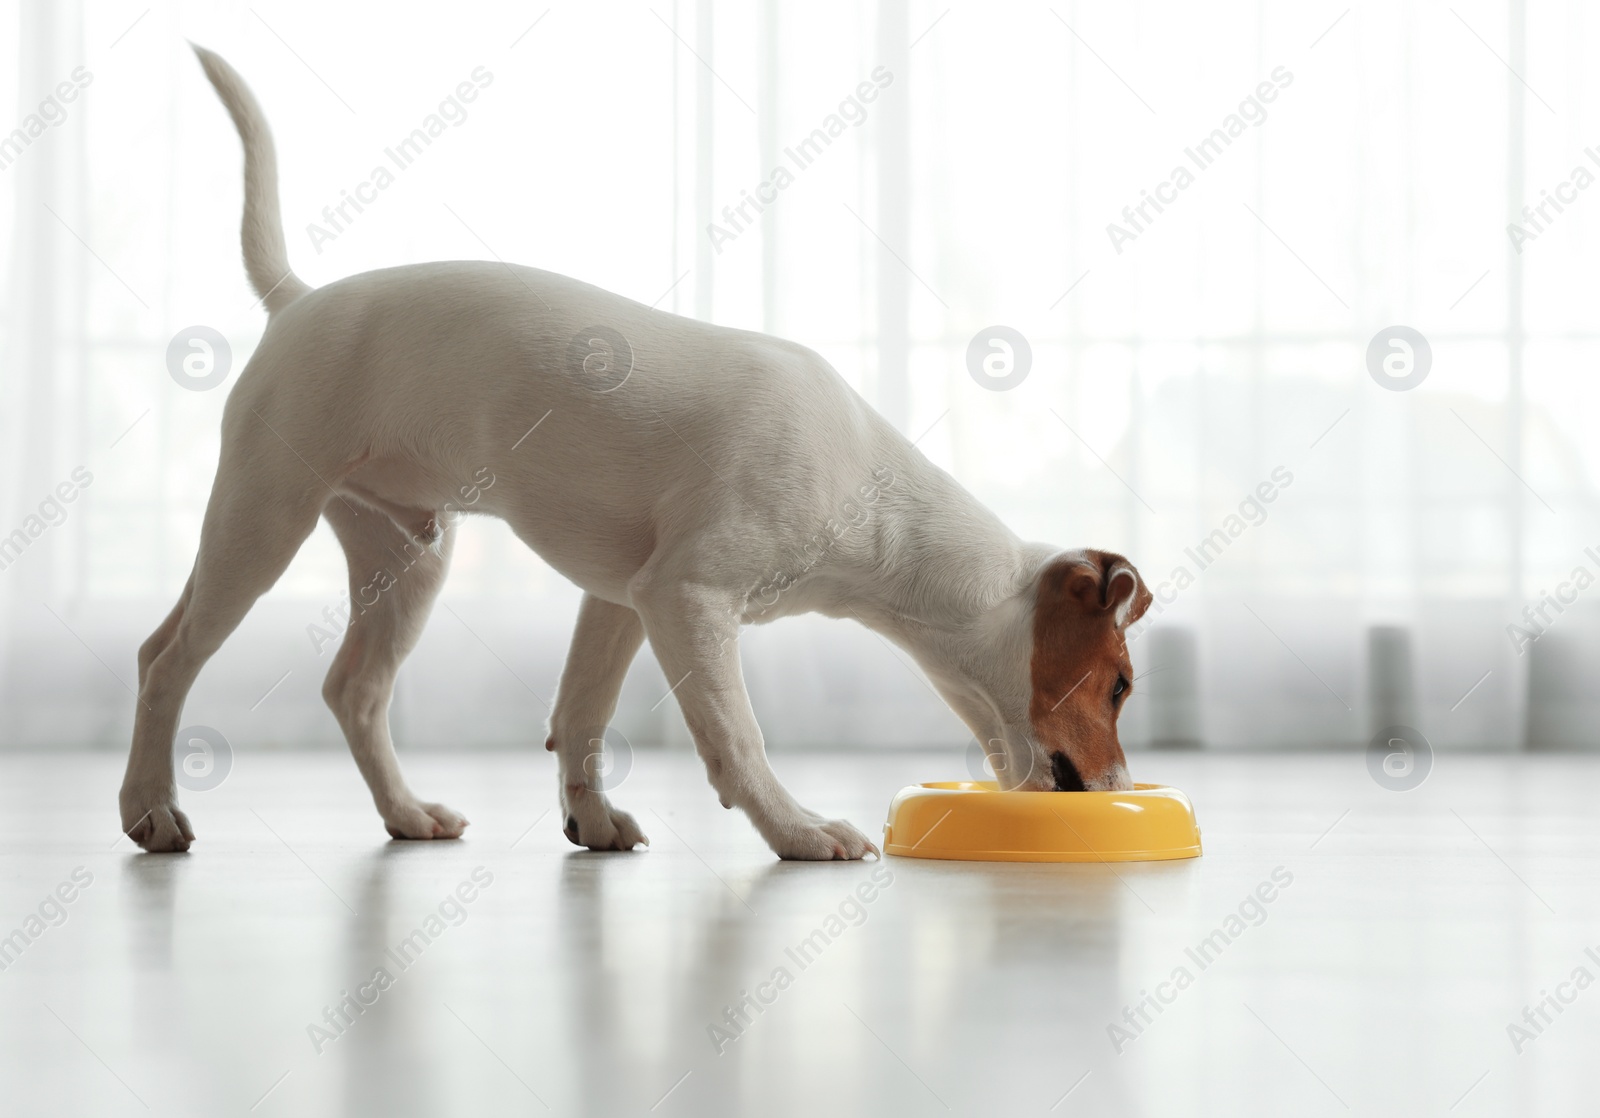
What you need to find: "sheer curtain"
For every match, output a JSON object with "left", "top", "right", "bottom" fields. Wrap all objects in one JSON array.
[{"left": 2, "top": 0, "right": 1596, "bottom": 755}]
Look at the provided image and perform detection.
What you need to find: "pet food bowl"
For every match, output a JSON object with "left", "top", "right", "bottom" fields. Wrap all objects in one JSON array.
[{"left": 882, "top": 781, "right": 1202, "bottom": 863}]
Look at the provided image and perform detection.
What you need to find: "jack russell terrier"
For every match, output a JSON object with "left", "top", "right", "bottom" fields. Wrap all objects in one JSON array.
[{"left": 119, "top": 46, "right": 1153, "bottom": 860}]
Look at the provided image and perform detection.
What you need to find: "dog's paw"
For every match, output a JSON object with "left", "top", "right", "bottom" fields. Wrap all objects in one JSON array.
[
  {"left": 384, "top": 800, "right": 469, "bottom": 841},
  {"left": 769, "top": 817, "right": 879, "bottom": 861},
  {"left": 122, "top": 802, "right": 194, "bottom": 853},
  {"left": 561, "top": 795, "right": 648, "bottom": 852}
]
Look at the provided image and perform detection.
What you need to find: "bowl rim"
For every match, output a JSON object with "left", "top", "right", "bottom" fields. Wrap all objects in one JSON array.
[{"left": 910, "top": 780, "right": 1182, "bottom": 795}]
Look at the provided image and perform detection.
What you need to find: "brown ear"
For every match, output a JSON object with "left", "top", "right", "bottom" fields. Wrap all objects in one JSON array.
[
  {"left": 1103, "top": 559, "right": 1152, "bottom": 628},
  {"left": 1039, "top": 550, "right": 1152, "bottom": 629},
  {"left": 1041, "top": 555, "right": 1105, "bottom": 612}
]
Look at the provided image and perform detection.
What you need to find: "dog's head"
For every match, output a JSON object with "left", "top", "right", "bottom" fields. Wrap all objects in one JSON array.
[
  {"left": 1025, "top": 549, "right": 1151, "bottom": 790},
  {"left": 972, "top": 549, "right": 1151, "bottom": 792}
]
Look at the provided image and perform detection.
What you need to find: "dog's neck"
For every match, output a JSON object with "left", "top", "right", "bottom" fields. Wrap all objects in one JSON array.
[{"left": 805, "top": 439, "right": 1053, "bottom": 665}]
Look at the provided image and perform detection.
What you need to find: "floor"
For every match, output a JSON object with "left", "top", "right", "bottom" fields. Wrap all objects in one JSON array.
[{"left": 0, "top": 748, "right": 1596, "bottom": 1118}]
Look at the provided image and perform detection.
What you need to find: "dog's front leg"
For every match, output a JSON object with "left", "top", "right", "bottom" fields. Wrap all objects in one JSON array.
[{"left": 633, "top": 583, "right": 878, "bottom": 861}]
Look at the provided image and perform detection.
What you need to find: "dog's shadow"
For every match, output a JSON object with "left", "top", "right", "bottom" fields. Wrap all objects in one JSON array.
[
  {"left": 546, "top": 851, "right": 816, "bottom": 1113},
  {"left": 119, "top": 853, "right": 189, "bottom": 971},
  {"left": 328, "top": 844, "right": 447, "bottom": 1114}
]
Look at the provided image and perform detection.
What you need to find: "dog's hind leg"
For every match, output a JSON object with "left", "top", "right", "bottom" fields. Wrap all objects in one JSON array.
[
  {"left": 120, "top": 455, "right": 327, "bottom": 852},
  {"left": 549, "top": 593, "right": 649, "bottom": 851},
  {"left": 320, "top": 499, "right": 466, "bottom": 840}
]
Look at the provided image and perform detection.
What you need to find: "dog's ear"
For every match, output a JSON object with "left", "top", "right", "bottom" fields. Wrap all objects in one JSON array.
[
  {"left": 1103, "top": 556, "right": 1151, "bottom": 629},
  {"left": 1039, "top": 554, "right": 1104, "bottom": 612},
  {"left": 1038, "top": 550, "right": 1151, "bottom": 630}
]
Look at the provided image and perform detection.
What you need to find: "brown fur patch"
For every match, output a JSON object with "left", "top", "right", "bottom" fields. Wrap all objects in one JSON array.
[{"left": 1027, "top": 550, "right": 1151, "bottom": 789}]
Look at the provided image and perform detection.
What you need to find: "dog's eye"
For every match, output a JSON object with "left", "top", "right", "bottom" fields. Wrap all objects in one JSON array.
[{"left": 1112, "top": 676, "right": 1128, "bottom": 702}]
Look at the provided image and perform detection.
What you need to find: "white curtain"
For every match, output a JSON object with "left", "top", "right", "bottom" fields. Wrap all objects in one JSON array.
[{"left": 2, "top": 0, "right": 1596, "bottom": 756}]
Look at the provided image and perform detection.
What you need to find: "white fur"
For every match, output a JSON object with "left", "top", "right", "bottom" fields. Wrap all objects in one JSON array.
[{"left": 118, "top": 47, "right": 1105, "bottom": 859}]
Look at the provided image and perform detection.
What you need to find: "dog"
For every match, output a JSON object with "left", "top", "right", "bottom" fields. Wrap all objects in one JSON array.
[{"left": 119, "top": 46, "right": 1153, "bottom": 860}]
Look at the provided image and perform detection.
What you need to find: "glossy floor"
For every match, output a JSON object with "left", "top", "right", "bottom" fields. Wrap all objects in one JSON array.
[{"left": 0, "top": 749, "right": 1596, "bottom": 1117}]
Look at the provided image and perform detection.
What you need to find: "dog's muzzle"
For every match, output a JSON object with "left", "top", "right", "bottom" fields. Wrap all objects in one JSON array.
[{"left": 1051, "top": 752, "right": 1087, "bottom": 792}]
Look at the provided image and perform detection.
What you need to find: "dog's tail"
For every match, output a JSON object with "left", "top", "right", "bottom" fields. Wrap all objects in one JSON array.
[{"left": 190, "top": 44, "right": 311, "bottom": 316}]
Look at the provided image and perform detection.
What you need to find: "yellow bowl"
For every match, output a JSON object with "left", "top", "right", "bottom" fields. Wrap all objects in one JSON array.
[{"left": 882, "top": 781, "right": 1202, "bottom": 863}]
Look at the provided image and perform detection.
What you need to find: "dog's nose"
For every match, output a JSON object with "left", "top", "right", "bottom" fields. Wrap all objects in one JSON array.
[{"left": 1051, "top": 752, "right": 1087, "bottom": 792}]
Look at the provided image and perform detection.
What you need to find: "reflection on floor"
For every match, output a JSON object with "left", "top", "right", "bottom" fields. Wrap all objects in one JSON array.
[{"left": 0, "top": 749, "right": 1596, "bottom": 1117}]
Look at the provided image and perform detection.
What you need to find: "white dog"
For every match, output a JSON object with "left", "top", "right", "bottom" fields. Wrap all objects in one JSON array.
[{"left": 119, "top": 47, "right": 1152, "bottom": 860}]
